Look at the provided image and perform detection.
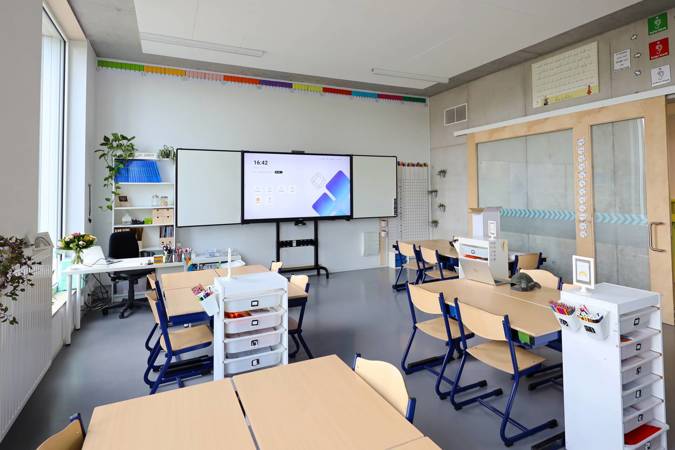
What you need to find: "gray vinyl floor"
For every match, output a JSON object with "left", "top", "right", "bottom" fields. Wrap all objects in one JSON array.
[{"left": 3, "top": 268, "right": 674, "bottom": 450}]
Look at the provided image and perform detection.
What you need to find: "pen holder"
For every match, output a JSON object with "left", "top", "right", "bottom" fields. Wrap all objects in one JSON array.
[
  {"left": 577, "top": 308, "right": 609, "bottom": 340},
  {"left": 200, "top": 295, "right": 219, "bottom": 317},
  {"left": 549, "top": 302, "right": 580, "bottom": 331}
]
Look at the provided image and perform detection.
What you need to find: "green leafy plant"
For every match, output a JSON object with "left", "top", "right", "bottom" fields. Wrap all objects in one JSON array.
[
  {"left": 157, "top": 145, "right": 176, "bottom": 161},
  {"left": 96, "top": 133, "right": 137, "bottom": 210},
  {"left": 0, "top": 236, "right": 36, "bottom": 325},
  {"left": 58, "top": 232, "right": 97, "bottom": 265}
]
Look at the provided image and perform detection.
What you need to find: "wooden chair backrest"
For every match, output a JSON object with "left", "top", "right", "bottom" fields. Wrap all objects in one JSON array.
[
  {"left": 457, "top": 301, "right": 506, "bottom": 341},
  {"left": 515, "top": 253, "right": 540, "bottom": 270},
  {"left": 147, "top": 273, "right": 156, "bottom": 290},
  {"left": 270, "top": 261, "right": 283, "bottom": 273},
  {"left": 420, "top": 247, "right": 438, "bottom": 265},
  {"left": 146, "top": 290, "right": 160, "bottom": 324},
  {"left": 397, "top": 241, "right": 416, "bottom": 258},
  {"left": 37, "top": 420, "right": 84, "bottom": 450},
  {"left": 290, "top": 274, "right": 309, "bottom": 292},
  {"left": 519, "top": 269, "right": 560, "bottom": 290},
  {"left": 407, "top": 283, "right": 441, "bottom": 315},
  {"left": 354, "top": 356, "right": 409, "bottom": 418}
]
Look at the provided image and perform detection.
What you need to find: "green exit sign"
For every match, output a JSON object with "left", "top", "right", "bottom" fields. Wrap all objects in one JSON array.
[{"left": 649, "top": 12, "right": 668, "bottom": 35}]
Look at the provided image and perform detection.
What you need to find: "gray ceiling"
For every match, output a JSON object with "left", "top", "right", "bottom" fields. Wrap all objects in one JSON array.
[{"left": 69, "top": 0, "right": 675, "bottom": 97}]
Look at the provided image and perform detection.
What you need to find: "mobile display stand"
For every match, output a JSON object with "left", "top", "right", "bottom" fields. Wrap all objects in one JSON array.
[
  {"left": 559, "top": 283, "right": 668, "bottom": 450},
  {"left": 212, "top": 271, "right": 288, "bottom": 380},
  {"left": 275, "top": 220, "right": 329, "bottom": 279}
]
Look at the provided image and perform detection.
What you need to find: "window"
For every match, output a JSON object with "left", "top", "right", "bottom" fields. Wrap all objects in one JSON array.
[{"left": 38, "top": 8, "right": 66, "bottom": 244}]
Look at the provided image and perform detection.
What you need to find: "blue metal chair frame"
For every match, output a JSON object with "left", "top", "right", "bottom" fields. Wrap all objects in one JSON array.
[
  {"left": 69, "top": 412, "right": 86, "bottom": 438},
  {"left": 449, "top": 299, "right": 558, "bottom": 447},
  {"left": 511, "top": 252, "right": 543, "bottom": 276},
  {"left": 289, "top": 281, "right": 313, "bottom": 359},
  {"left": 144, "top": 280, "right": 213, "bottom": 394},
  {"left": 400, "top": 285, "right": 485, "bottom": 400},
  {"left": 352, "top": 353, "right": 416, "bottom": 423},
  {"left": 393, "top": 243, "right": 433, "bottom": 290},
  {"left": 420, "top": 248, "right": 459, "bottom": 284}
]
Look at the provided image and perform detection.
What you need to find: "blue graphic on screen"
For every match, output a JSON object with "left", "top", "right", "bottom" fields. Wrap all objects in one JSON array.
[{"left": 312, "top": 171, "right": 351, "bottom": 216}]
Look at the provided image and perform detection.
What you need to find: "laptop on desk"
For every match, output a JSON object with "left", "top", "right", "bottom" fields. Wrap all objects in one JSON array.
[
  {"left": 459, "top": 257, "right": 510, "bottom": 286},
  {"left": 82, "top": 246, "right": 109, "bottom": 266}
]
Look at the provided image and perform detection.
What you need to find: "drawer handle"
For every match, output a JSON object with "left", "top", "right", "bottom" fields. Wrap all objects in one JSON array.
[
  {"left": 251, "top": 300, "right": 259, "bottom": 307},
  {"left": 251, "top": 319, "right": 259, "bottom": 326},
  {"left": 251, "top": 358, "right": 260, "bottom": 367},
  {"left": 251, "top": 339, "right": 258, "bottom": 347},
  {"left": 646, "top": 441, "right": 652, "bottom": 449},
  {"left": 635, "top": 389, "right": 642, "bottom": 399},
  {"left": 637, "top": 413, "right": 644, "bottom": 423},
  {"left": 634, "top": 317, "right": 640, "bottom": 326},
  {"left": 635, "top": 343, "right": 641, "bottom": 352},
  {"left": 636, "top": 366, "right": 642, "bottom": 376}
]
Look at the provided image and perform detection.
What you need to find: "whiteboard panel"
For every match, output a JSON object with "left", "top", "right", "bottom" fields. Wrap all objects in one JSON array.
[
  {"left": 353, "top": 155, "right": 397, "bottom": 218},
  {"left": 176, "top": 149, "right": 241, "bottom": 226}
]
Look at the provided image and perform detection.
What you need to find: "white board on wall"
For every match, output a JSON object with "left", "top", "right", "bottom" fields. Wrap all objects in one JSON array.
[
  {"left": 176, "top": 149, "right": 242, "bottom": 226},
  {"left": 352, "top": 155, "right": 397, "bottom": 218}
]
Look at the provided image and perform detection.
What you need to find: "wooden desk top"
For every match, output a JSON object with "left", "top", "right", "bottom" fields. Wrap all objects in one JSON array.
[
  {"left": 162, "top": 265, "right": 307, "bottom": 318},
  {"left": 420, "top": 279, "right": 560, "bottom": 338},
  {"left": 233, "top": 355, "right": 423, "bottom": 450},
  {"left": 391, "top": 437, "right": 442, "bottom": 450},
  {"left": 82, "top": 380, "right": 255, "bottom": 450}
]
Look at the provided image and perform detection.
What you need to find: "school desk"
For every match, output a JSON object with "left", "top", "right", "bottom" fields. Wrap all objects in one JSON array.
[
  {"left": 391, "top": 437, "right": 443, "bottom": 450},
  {"left": 82, "top": 379, "right": 255, "bottom": 450},
  {"left": 233, "top": 355, "right": 424, "bottom": 450},
  {"left": 419, "top": 278, "right": 561, "bottom": 346},
  {"left": 400, "top": 239, "right": 545, "bottom": 264}
]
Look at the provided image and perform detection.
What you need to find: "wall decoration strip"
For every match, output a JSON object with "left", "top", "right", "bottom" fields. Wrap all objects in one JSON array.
[{"left": 97, "top": 59, "right": 427, "bottom": 105}]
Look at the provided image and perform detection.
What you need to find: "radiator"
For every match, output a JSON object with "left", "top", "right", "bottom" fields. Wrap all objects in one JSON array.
[{"left": 0, "top": 248, "right": 53, "bottom": 441}]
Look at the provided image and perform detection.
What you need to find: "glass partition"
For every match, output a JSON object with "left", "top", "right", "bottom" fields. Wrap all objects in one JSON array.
[
  {"left": 477, "top": 129, "right": 576, "bottom": 281},
  {"left": 591, "top": 119, "right": 649, "bottom": 289}
]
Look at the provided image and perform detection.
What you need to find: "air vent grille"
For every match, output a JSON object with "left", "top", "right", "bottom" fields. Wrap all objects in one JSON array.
[{"left": 444, "top": 103, "right": 468, "bottom": 126}]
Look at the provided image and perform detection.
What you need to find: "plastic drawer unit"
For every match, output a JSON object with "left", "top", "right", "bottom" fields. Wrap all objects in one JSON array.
[
  {"left": 224, "top": 327, "right": 284, "bottom": 354},
  {"left": 223, "top": 346, "right": 285, "bottom": 376}
]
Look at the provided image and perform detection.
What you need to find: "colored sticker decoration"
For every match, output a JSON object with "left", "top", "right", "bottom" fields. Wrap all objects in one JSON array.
[
  {"left": 648, "top": 12, "right": 668, "bottom": 35},
  {"left": 97, "top": 59, "right": 427, "bottom": 105},
  {"left": 649, "top": 38, "right": 670, "bottom": 60}
]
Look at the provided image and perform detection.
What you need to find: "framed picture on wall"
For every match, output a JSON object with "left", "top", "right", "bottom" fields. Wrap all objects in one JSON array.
[{"left": 572, "top": 255, "right": 595, "bottom": 291}]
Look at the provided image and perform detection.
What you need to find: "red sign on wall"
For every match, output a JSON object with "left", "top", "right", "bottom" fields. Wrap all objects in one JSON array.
[{"left": 649, "top": 38, "right": 670, "bottom": 60}]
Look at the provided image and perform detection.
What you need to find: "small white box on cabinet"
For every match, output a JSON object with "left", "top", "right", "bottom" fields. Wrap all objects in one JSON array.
[{"left": 561, "top": 283, "right": 668, "bottom": 450}]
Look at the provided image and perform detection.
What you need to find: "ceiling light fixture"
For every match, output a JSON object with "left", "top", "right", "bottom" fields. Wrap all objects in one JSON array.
[
  {"left": 140, "top": 32, "right": 265, "bottom": 58},
  {"left": 371, "top": 67, "right": 448, "bottom": 84}
]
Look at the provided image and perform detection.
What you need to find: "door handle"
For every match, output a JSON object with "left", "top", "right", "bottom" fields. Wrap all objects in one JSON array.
[{"left": 649, "top": 222, "right": 666, "bottom": 252}]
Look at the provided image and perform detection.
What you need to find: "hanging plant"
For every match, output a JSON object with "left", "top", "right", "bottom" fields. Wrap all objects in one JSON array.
[
  {"left": 157, "top": 145, "right": 176, "bottom": 161},
  {"left": 95, "top": 133, "right": 137, "bottom": 210},
  {"left": 0, "top": 236, "right": 36, "bottom": 325}
]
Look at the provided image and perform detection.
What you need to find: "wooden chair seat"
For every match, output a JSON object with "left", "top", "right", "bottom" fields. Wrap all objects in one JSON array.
[
  {"left": 403, "top": 261, "right": 419, "bottom": 270},
  {"left": 37, "top": 419, "right": 84, "bottom": 450},
  {"left": 425, "top": 269, "right": 457, "bottom": 280},
  {"left": 417, "top": 317, "right": 463, "bottom": 341},
  {"left": 160, "top": 324, "right": 213, "bottom": 351},
  {"left": 467, "top": 341, "right": 545, "bottom": 374}
]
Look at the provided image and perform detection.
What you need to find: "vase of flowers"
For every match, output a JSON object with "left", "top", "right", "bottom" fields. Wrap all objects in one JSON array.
[{"left": 59, "top": 233, "right": 97, "bottom": 265}]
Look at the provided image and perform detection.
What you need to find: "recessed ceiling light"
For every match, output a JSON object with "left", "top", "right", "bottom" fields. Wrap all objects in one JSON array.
[
  {"left": 140, "top": 32, "right": 265, "bottom": 58},
  {"left": 371, "top": 68, "right": 448, "bottom": 84}
]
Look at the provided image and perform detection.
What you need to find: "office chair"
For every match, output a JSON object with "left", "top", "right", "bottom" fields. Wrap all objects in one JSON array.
[{"left": 102, "top": 231, "right": 153, "bottom": 319}]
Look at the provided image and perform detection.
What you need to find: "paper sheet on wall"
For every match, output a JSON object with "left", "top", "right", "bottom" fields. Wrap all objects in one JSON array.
[
  {"left": 651, "top": 64, "right": 671, "bottom": 87},
  {"left": 532, "top": 42, "right": 599, "bottom": 108}
]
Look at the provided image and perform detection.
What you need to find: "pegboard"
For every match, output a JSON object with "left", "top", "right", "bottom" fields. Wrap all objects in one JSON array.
[{"left": 393, "top": 162, "right": 431, "bottom": 242}]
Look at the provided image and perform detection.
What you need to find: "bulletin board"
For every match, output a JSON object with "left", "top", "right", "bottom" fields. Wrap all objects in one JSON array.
[{"left": 531, "top": 41, "right": 599, "bottom": 108}]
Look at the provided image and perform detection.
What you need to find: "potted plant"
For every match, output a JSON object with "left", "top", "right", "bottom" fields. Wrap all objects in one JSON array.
[
  {"left": 96, "top": 133, "right": 137, "bottom": 210},
  {"left": 0, "top": 236, "right": 36, "bottom": 325},
  {"left": 157, "top": 145, "right": 176, "bottom": 161},
  {"left": 58, "top": 232, "right": 97, "bottom": 265}
]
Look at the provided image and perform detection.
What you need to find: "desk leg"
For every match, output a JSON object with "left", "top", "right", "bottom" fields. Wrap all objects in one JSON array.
[
  {"left": 65, "top": 274, "right": 73, "bottom": 345},
  {"left": 213, "top": 296, "right": 224, "bottom": 380},
  {"left": 74, "top": 274, "right": 82, "bottom": 330}
]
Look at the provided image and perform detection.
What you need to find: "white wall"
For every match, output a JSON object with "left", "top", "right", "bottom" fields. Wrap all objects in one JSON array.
[
  {"left": 0, "top": 0, "right": 42, "bottom": 237},
  {"left": 94, "top": 68, "right": 429, "bottom": 271}
]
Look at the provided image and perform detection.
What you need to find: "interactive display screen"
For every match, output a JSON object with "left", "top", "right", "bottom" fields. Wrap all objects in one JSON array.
[{"left": 242, "top": 152, "right": 352, "bottom": 222}]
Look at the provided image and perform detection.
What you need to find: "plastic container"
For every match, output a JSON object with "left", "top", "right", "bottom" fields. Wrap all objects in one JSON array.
[
  {"left": 624, "top": 421, "right": 668, "bottom": 450},
  {"left": 115, "top": 159, "right": 161, "bottom": 183},
  {"left": 222, "top": 290, "right": 283, "bottom": 313},
  {"left": 223, "top": 308, "right": 283, "bottom": 334},
  {"left": 579, "top": 315, "right": 609, "bottom": 340},
  {"left": 622, "top": 374, "right": 661, "bottom": 409},
  {"left": 620, "top": 328, "right": 660, "bottom": 360},
  {"left": 623, "top": 397, "right": 662, "bottom": 434},
  {"left": 223, "top": 345, "right": 284, "bottom": 376},
  {"left": 621, "top": 352, "right": 660, "bottom": 385},
  {"left": 552, "top": 309, "right": 580, "bottom": 331},
  {"left": 620, "top": 307, "right": 658, "bottom": 334},
  {"left": 224, "top": 327, "right": 284, "bottom": 354}
]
